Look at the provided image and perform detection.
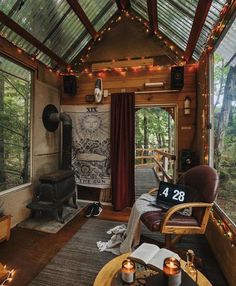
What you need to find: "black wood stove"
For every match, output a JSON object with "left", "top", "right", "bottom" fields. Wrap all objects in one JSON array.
[{"left": 27, "top": 105, "right": 77, "bottom": 223}]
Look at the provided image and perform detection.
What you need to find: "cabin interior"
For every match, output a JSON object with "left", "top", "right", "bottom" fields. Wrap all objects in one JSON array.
[{"left": 0, "top": 0, "right": 236, "bottom": 286}]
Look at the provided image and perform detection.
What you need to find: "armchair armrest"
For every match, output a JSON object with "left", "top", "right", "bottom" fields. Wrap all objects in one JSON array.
[{"left": 161, "top": 202, "right": 213, "bottom": 231}]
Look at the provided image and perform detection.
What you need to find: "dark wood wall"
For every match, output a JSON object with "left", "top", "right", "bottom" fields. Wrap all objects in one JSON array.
[
  {"left": 61, "top": 67, "right": 198, "bottom": 172},
  {"left": 196, "top": 54, "right": 210, "bottom": 165},
  {"left": 61, "top": 15, "right": 198, "bottom": 171}
]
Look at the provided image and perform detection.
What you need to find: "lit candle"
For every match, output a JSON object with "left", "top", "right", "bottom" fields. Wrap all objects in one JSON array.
[
  {"left": 163, "top": 257, "right": 181, "bottom": 286},
  {"left": 121, "top": 259, "right": 135, "bottom": 284}
]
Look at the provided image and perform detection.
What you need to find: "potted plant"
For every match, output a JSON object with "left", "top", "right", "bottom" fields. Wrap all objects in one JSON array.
[{"left": 0, "top": 202, "right": 11, "bottom": 242}]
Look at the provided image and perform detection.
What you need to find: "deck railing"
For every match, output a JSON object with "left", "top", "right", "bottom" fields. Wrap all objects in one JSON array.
[{"left": 135, "top": 148, "right": 176, "bottom": 182}]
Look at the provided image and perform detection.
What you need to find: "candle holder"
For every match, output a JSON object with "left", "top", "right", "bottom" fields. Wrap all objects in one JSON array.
[
  {"left": 184, "top": 249, "right": 197, "bottom": 282},
  {"left": 163, "top": 257, "right": 181, "bottom": 286},
  {"left": 121, "top": 259, "right": 135, "bottom": 284}
]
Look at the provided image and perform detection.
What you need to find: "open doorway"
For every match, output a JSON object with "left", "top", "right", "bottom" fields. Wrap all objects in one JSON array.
[{"left": 135, "top": 105, "right": 177, "bottom": 199}]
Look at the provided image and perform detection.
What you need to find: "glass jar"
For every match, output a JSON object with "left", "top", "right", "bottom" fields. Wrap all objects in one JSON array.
[
  {"left": 121, "top": 259, "right": 135, "bottom": 284},
  {"left": 184, "top": 249, "right": 197, "bottom": 282},
  {"left": 163, "top": 257, "right": 181, "bottom": 286}
]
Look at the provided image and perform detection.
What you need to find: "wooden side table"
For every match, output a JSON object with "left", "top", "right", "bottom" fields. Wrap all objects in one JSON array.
[
  {"left": 93, "top": 253, "right": 212, "bottom": 286},
  {"left": 0, "top": 215, "right": 11, "bottom": 242}
]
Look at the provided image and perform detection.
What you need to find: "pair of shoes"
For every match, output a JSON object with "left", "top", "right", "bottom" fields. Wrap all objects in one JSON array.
[
  {"left": 84, "top": 204, "right": 94, "bottom": 218},
  {"left": 84, "top": 202, "right": 103, "bottom": 218},
  {"left": 92, "top": 202, "right": 103, "bottom": 217}
]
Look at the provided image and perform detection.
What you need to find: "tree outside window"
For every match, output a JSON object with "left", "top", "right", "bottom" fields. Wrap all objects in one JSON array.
[
  {"left": 0, "top": 56, "right": 31, "bottom": 192},
  {"left": 212, "top": 18, "right": 236, "bottom": 223}
]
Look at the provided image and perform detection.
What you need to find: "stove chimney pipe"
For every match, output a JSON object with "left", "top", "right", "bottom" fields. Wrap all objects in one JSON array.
[{"left": 42, "top": 104, "right": 72, "bottom": 170}]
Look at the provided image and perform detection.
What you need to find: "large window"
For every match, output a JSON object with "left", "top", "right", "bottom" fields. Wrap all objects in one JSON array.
[
  {"left": 0, "top": 56, "right": 31, "bottom": 192},
  {"left": 212, "top": 17, "right": 236, "bottom": 223}
]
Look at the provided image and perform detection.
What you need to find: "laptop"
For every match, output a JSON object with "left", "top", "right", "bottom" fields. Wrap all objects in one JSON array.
[{"left": 154, "top": 181, "right": 189, "bottom": 210}]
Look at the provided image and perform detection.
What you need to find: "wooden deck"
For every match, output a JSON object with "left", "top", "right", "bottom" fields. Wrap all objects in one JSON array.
[{"left": 135, "top": 166, "right": 159, "bottom": 199}]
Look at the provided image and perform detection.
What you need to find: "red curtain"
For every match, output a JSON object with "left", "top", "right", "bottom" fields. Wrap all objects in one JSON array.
[{"left": 110, "top": 92, "right": 135, "bottom": 211}]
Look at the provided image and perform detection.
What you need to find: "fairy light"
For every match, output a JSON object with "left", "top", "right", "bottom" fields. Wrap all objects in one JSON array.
[
  {"left": 148, "top": 65, "right": 154, "bottom": 71},
  {"left": 227, "top": 231, "right": 233, "bottom": 239},
  {"left": 73, "top": 10, "right": 185, "bottom": 72},
  {"left": 202, "top": 0, "right": 233, "bottom": 57},
  {"left": 211, "top": 210, "right": 236, "bottom": 248},
  {"left": 0, "top": 266, "right": 15, "bottom": 286},
  {"left": 75, "top": 62, "right": 187, "bottom": 78}
]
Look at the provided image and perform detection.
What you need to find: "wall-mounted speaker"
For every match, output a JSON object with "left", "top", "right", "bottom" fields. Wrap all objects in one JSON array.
[
  {"left": 171, "top": 66, "right": 184, "bottom": 89},
  {"left": 180, "top": 149, "right": 195, "bottom": 171},
  {"left": 63, "top": 75, "right": 77, "bottom": 95}
]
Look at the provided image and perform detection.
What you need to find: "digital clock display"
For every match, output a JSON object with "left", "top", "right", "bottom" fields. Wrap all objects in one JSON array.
[{"left": 156, "top": 181, "right": 189, "bottom": 207}]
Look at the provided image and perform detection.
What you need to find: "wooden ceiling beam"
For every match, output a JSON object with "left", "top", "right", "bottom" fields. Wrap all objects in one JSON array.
[
  {"left": 115, "top": 0, "right": 131, "bottom": 11},
  {"left": 147, "top": 0, "right": 158, "bottom": 34},
  {"left": 66, "top": 0, "right": 98, "bottom": 40},
  {"left": 184, "top": 0, "right": 213, "bottom": 62},
  {"left": 0, "top": 11, "right": 68, "bottom": 67},
  {"left": 0, "top": 35, "right": 37, "bottom": 70}
]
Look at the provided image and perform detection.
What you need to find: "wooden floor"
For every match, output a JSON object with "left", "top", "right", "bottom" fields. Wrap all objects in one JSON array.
[
  {"left": 0, "top": 203, "right": 228, "bottom": 286},
  {"left": 0, "top": 205, "right": 130, "bottom": 286},
  {"left": 135, "top": 166, "right": 158, "bottom": 199}
]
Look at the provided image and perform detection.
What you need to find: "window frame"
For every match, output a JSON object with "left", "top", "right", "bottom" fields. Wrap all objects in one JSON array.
[
  {"left": 0, "top": 53, "right": 33, "bottom": 196},
  {"left": 209, "top": 28, "right": 236, "bottom": 231}
]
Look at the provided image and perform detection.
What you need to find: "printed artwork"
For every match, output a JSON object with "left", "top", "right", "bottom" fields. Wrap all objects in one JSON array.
[{"left": 61, "top": 105, "right": 110, "bottom": 188}]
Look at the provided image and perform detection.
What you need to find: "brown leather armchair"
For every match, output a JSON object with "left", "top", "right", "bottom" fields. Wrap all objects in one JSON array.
[{"left": 140, "top": 165, "right": 219, "bottom": 248}]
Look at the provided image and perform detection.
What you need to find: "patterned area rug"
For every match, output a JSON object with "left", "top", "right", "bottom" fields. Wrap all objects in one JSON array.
[
  {"left": 28, "top": 219, "right": 228, "bottom": 286},
  {"left": 18, "top": 203, "right": 87, "bottom": 233},
  {"left": 29, "top": 219, "right": 118, "bottom": 286}
]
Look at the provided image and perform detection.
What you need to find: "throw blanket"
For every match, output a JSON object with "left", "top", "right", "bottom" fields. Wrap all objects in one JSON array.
[{"left": 97, "top": 193, "right": 161, "bottom": 255}]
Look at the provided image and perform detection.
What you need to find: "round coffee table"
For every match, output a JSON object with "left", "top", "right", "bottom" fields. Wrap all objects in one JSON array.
[{"left": 93, "top": 253, "right": 212, "bottom": 286}]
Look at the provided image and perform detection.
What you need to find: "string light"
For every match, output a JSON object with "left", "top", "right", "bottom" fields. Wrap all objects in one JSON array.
[
  {"left": 73, "top": 10, "right": 185, "bottom": 73},
  {"left": 203, "top": 0, "right": 233, "bottom": 57},
  {"left": 78, "top": 62, "right": 192, "bottom": 78},
  {"left": 211, "top": 210, "right": 236, "bottom": 248},
  {"left": 0, "top": 266, "right": 15, "bottom": 286},
  {"left": 0, "top": 31, "right": 63, "bottom": 76}
]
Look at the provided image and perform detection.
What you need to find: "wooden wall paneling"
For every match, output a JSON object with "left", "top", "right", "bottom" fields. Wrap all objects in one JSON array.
[
  {"left": 37, "top": 63, "right": 61, "bottom": 89},
  {"left": 206, "top": 218, "right": 236, "bottom": 286},
  {"left": 196, "top": 55, "right": 209, "bottom": 164},
  {"left": 81, "top": 17, "right": 176, "bottom": 64},
  {"left": 92, "top": 58, "right": 154, "bottom": 71},
  {"left": 61, "top": 64, "right": 197, "bottom": 167}
]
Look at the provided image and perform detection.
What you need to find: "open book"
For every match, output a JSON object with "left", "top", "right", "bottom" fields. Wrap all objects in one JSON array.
[{"left": 128, "top": 243, "right": 180, "bottom": 271}]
